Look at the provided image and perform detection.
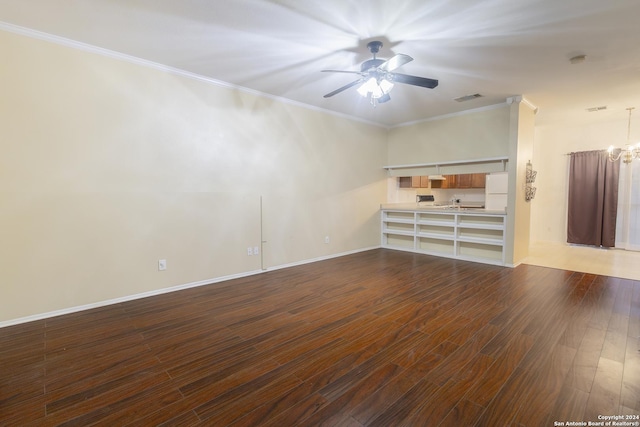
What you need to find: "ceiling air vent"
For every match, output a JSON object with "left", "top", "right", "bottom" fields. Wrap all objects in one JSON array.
[
  {"left": 454, "top": 93, "right": 483, "bottom": 102},
  {"left": 586, "top": 105, "right": 607, "bottom": 112}
]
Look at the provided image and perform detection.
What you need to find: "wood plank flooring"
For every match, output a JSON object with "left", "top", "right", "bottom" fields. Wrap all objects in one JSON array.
[{"left": 1, "top": 249, "right": 639, "bottom": 426}]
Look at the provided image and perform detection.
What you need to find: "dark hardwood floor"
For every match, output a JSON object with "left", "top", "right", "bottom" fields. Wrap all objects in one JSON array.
[{"left": 1, "top": 249, "right": 639, "bottom": 426}]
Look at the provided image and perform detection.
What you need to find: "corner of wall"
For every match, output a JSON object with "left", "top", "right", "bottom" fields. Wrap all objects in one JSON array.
[{"left": 504, "top": 98, "right": 536, "bottom": 266}]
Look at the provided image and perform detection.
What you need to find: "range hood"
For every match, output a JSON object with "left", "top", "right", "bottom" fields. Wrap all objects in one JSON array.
[{"left": 428, "top": 175, "right": 446, "bottom": 180}]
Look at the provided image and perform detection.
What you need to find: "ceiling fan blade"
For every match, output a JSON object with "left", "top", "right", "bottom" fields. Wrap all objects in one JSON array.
[
  {"left": 391, "top": 73, "right": 439, "bottom": 89},
  {"left": 378, "top": 54, "right": 413, "bottom": 72},
  {"left": 323, "top": 79, "right": 363, "bottom": 98}
]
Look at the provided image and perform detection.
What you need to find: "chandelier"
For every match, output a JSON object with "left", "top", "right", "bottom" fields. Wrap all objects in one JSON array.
[{"left": 608, "top": 107, "right": 640, "bottom": 163}]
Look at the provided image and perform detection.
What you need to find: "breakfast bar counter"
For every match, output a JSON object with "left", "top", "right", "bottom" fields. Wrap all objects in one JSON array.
[{"left": 381, "top": 204, "right": 507, "bottom": 266}]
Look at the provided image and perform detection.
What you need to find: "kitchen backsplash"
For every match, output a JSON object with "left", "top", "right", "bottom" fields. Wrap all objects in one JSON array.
[{"left": 431, "top": 188, "right": 486, "bottom": 204}]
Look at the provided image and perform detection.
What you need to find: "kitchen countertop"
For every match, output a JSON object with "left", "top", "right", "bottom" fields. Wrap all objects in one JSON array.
[{"left": 380, "top": 203, "right": 507, "bottom": 215}]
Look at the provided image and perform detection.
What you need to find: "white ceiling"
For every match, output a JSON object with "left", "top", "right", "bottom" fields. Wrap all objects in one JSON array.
[{"left": 1, "top": 0, "right": 640, "bottom": 127}]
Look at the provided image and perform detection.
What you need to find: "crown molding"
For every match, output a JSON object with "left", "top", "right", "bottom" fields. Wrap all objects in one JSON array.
[
  {"left": 391, "top": 102, "right": 510, "bottom": 129},
  {"left": 0, "top": 21, "right": 387, "bottom": 129},
  {"left": 507, "top": 95, "right": 539, "bottom": 113}
]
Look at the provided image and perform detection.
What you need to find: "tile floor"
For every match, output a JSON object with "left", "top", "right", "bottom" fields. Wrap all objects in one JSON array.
[{"left": 525, "top": 241, "right": 640, "bottom": 281}]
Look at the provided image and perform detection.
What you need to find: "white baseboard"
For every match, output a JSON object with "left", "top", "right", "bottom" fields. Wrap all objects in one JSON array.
[
  {"left": 263, "top": 246, "right": 381, "bottom": 273},
  {"left": 0, "top": 246, "right": 381, "bottom": 329}
]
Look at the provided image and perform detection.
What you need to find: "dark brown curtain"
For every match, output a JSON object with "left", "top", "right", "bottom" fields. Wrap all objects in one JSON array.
[{"left": 567, "top": 150, "right": 620, "bottom": 247}]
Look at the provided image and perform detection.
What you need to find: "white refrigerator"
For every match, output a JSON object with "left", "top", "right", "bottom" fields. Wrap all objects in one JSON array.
[{"left": 485, "top": 172, "right": 508, "bottom": 211}]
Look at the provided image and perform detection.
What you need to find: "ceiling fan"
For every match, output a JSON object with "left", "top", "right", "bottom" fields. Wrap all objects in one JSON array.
[{"left": 322, "top": 41, "right": 438, "bottom": 106}]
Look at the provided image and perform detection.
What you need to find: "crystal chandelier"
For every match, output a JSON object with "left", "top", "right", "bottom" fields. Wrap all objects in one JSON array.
[{"left": 608, "top": 107, "right": 640, "bottom": 163}]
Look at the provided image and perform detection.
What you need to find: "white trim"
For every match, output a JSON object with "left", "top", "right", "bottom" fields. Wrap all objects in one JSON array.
[
  {"left": 391, "top": 102, "right": 509, "bottom": 129},
  {"left": 507, "top": 95, "right": 539, "bottom": 114},
  {"left": 0, "top": 269, "right": 260, "bottom": 328},
  {"left": 263, "top": 245, "right": 380, "bottom": 273},
  {"left": 521, "top": 97, "right": 539, "bottom": 114},
  {"left": 0, "top": 21, "right": 386, "bottom": 129},
  {"left": 0, "top": 246, "right": 380, "bottom": 329}
]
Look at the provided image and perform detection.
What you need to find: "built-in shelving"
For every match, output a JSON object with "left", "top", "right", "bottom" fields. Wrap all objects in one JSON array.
[{"left": 381, "top": 209, "right": 506, "bottom": 266}]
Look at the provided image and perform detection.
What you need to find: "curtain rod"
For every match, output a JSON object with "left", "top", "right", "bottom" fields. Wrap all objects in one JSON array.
[{"left": 565, "top": 149, "right": 607, "bottom": 155}]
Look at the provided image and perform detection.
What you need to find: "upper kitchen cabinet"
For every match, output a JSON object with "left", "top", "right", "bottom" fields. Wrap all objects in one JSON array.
[
  {"left": 430, "top": 173, "right": 486, "bottom": 189},
  {"left": 454, "top": 173, "right": 486, "bottom": 188},
  {"left": 438, "top": 175, "right": 457, "bottom": 189},
  {"left": 471, "top": 173, "right": 487, "bottom": 188},
  {"left": 455, "top": 174, "right": 471, "bottom": 188},
  {"left": 398, "top": 176, "right": 432, "bottom": 188},
  {"left": 399, "top": 177, "right": 421, "bottom": 188},
  {"left": 399, "top": 174, "right": 486, "bottom": 189},
  {"left": 471, "top": 173, "right": 486, "bottom": 188}
]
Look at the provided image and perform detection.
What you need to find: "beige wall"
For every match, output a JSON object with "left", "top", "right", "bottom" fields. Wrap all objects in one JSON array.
[
  {"left": 0, "top": 30, "right": 388, "bottom": 324},
  {"left": 387, "top": 105, "right": 511, "bottom": 166},
  {"left": 530, "top": 115, "right": 636, "bottom": 244},
  {"left": 0, "top": 27, "right": 555, "bottom": 326},
  {"left": 504, "top": 100, "right": 536, "bottom": 266}
]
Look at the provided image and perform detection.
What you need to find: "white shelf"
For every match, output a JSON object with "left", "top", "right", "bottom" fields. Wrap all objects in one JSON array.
[
  {"left": 417, "top": 213, "right": 456, "bottom": 227},
  {"left": 381, "top": 209, "right": 506, "bottom": 266},
  {"left": 384, "top": 218, "right": 415, "bottom": 224},
  {"left": 417, "top": 232, "right": 455, "bottom": 240},
  {"left": 383, "top": 156, "right": 509, "bottom": 176},
  {"left": 457, "top": 236, "right": 504, "bottom": 246},
  {"left": 457, "top": 223, "right": 504, "bottom": 230},
  {"left": 382, "top": 228, "right": 415, "bottom": 237}
]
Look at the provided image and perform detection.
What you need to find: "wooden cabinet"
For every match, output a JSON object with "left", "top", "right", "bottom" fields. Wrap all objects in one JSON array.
[
  {"left": 399, "top": 173, "right": 486, "bottom": 189},
  {"left": 431, "top": 174, "right": 456, "bottom": 189},
  {"left": 429, "top": 173, "right": 486, "bottom": 189},
  {"left": 452, "top": 174, "right": 485, "bottom": 188},
  {"left": 456, "top": 174, "right": 472, "bottom": 188},
  {"left": 398, "top": 177, "right": 413, "bottom": 188},
  {"left": 471, "top": 173, "right": 486, "bottom": 188},
  {"left": 398, "top": 176, "right": 429, "bottom": 188},
  {"left": 444, "top": 175, "right": 457, "bottom": 188}
]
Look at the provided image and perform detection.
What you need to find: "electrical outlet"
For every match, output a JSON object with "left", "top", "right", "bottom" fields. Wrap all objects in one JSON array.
[
  {"left": 247, "top": 247, "right": 253, "bottom": 256},
  {"left": 253, "top": 246, "right": 259, "bottom": 255},
  {"left": 324, "top": 236, "right": 330, "bottom": 244},
  {"left": 158, "top": 259, "right": 167, "bottom": 271}
]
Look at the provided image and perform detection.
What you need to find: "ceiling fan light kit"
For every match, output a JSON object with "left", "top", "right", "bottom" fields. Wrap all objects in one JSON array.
[
  {"left": 322, "top": 41, "right": 438, "bottom": 107},
  {"left": 357, "top": 77, "right": 394, "bottom": 100}
]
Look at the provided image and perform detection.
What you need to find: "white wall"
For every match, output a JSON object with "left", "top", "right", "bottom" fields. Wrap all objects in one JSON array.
[
  {"left": 531, "top": 114, "right": 638, "bottom": 244},
  {"left": 0, "top": 30, "right": 388, "bottom": 324}
]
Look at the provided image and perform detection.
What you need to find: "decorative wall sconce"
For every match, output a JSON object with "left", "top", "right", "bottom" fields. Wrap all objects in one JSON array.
[{"left": 525, "top": 161, "right": 537, "bottom": 202}]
